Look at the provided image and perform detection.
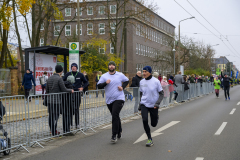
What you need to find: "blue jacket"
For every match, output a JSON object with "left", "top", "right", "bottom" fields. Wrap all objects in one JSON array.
[
  {"left": 22, "top": 72, "right": 36, "bottom": 89},
  {"left": 63, "top": 72, "right": 89, "bottom": 91}
]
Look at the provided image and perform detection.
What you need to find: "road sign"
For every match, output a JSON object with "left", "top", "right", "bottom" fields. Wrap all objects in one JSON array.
[{"left": 69, "top": 42, "right": 79, "bottom": 72}]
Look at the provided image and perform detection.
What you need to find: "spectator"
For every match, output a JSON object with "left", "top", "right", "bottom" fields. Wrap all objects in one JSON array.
[
  {"left": 189, "top": 74, "right": 195, "bottom": 83},
  {"left": 83, "top": 71, "right": 89, "bottom": 94},
  {"left": 130, "top": 71, "right": 142, "bottom": 113},
  {"left": 21, "top": 69, "right": 36, "bottom": 102},
  {"left": 153, "top": 72, "right": 159, "bottom": 78},
  {"left": 161, "top": 76, "right": 169, "bottom": 107},
  {"left": 95, "top": 71, "right": 104, "bottom": 98},
  {"left": 46, "top": 65, "right": 73, "bottom": 136},
  {"left": 39, "top": 71, "right": 48, "bottom": 99},
  {"left": 169, "top": 75, "right": 178, "bottom": 104},
  {"left": 174, "top": 71, "right": 184, "bottom": 84},
  {"left": 202, "top": 75, "right": 206, "bottom": 82},
  {"left": 210, "top": 75, "right": 214, "bottom": 83},
  {"left": 63, "top": 63, "right": 88, "bottom": 129},
  {"left": 158, "top": 74, "right": 162, "bottom": 82}
]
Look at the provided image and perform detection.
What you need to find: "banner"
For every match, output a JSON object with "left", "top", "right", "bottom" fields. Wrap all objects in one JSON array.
[
  {"left": 29, "top": 52, "right": 57, "bottom": 94},
  {"left": 236, "top": 71, "right": 239, "bottom": 79},
  {"left": 69, "top": 42, "right": 79, "bottom": 72}
]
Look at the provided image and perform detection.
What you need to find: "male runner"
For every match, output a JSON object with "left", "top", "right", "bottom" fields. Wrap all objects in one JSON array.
[{"left": 97, "top": 61, "right": 129, "bottom": 143}]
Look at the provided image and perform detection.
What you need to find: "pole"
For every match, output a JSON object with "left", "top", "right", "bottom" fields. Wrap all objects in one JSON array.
[
  {"left": 77, "top": 0, "right": 81, "bottom": 72},
  {"left": 178, "top": 24, "right": 180, "bottom": 43},
  {"left": 174, "top": 51, "right": 175, "bottom": 74}
]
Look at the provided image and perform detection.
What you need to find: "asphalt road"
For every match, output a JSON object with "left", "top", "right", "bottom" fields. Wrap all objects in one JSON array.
[{"left": 24, "top": 86, "right": 240, "bottom": 160}]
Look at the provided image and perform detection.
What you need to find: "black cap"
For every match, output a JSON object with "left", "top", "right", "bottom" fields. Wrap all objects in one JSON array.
[{"left": 55, "top": 65, "right": 63, "bottom": 73}]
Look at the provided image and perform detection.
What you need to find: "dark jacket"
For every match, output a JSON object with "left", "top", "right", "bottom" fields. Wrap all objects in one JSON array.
[
  {"left": 83, "top": 75, "right": 89, "bottom": 92},
  {"left": 210, "top": 76, "right": 214, "bottom": 82},
  {"left": 184, "top": 81, "right": 189, "bottom": 91},
  {"left": 22, "top": 72, "right": 36, "bottom": 89},
  {"left": 221, "top": 72, "right": 232, "bottom": 87},
  {"left": 46, "top": 73, "right": 72, "bottom": 104},
  {"left": 189, "top": 77, "right": 195, "bottom": 83},
  {"left": 130, "top": 75, "right": 142, "bottom": 87},
  {"left": 63, "top": 72, "right": 88, "bottom": 91}
]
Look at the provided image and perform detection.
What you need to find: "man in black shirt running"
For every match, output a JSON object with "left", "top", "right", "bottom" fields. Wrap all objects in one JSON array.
[{"left": 221, "top": 70, "right": 232, "bottom": 100}]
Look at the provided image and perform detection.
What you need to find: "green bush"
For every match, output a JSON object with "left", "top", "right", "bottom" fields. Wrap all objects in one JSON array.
[{"left": 185, "top": 68, "right": 210, "bottom": 77}]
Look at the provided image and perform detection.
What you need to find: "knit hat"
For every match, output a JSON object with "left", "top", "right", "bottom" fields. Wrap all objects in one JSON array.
[
  {"left": 71, "top": 63, "right": 78, "bottom": 69},
  {"left": 143, "top": 66, "right": 152, "bottom": 74},
  {"left": 55, "top": 65, "right": 63, "bottom": 73},
  {"left": 108, "top": 61, "right": 116, "bottom": 67},
  {"left": 170, "top": 75, "right": 174, "bottom": 80}
]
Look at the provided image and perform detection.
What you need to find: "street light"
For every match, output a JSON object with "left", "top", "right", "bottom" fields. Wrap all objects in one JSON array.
[
  {"left": 173, "top": 48, "right": 176, "bottom": 74},
  {"left": 179, "top": 16, "right": 195, "bottom": 43}
]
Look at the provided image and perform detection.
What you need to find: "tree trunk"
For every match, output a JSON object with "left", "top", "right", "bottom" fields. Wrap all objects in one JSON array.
[{"left": 0, "top": 29, "right": 7, "bottom": 68}]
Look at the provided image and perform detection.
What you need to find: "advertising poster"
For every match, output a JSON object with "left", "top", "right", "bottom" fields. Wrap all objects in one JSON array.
[{"left": 29, "top": 52, "right": 57, "bottom": 94}]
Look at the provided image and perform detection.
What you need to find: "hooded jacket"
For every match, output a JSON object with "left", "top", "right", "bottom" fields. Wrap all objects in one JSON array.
[
  {"left": 130, "top": 75, "right": 142, "bottom": 87},
  {"left": 22, "top": 71, "right": 36, "bottom": 89}
]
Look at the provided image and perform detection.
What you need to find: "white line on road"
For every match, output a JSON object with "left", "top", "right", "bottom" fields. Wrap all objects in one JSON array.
[
  {"left": 215, "top": 122, "right": 227, "bottom": 135},
  {"left": 237, "top": 102, "right": 240, "bottom": 105},
  {"left": 195, "top": 157, "right": 204, "bottom": 160},
  {"left": 230, "top": 108, "right": 236, "bottom": 115}
]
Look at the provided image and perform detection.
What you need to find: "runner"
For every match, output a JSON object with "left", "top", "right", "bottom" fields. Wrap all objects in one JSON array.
[
  {"left": 213, "top": 76, "right": 221, "bottom": 98},
  {"left": 221, "top": 70, "right": 232, "bottom": 100},
  {"left": 138, "top": 66, "right": 164, "bottom": 147},
  {"left": 97, "top": 61, "right": 129, "bottom": 143}
]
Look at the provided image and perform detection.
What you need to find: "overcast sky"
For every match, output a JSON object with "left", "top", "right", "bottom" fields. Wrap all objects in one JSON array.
[{"left": 155, "top": 0, "right": 240, "bottom": 69}]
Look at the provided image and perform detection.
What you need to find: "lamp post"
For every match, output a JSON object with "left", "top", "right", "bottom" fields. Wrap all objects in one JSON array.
[
  {"left": 178, "top": 17, "right": 195, "bottom": 43},
  {"left": 77, "top": 0, "right": 81, "bottom": 72},
  {"left": 173, "top": 48, "right": 176, "bottom": 74}
]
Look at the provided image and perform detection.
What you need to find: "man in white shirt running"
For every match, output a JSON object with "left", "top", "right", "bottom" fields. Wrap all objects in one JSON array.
[
  {"left": 138, "top": 66, "right": 164, "bottom": 147},
  {"left": 97, "top": 61, "right": 129, "bottom": 143}
]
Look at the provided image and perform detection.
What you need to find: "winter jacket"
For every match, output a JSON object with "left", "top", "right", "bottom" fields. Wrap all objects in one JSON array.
[
  {"left": 161, "top": 80, "right": 169, "bottom": 97},
  {"left": 221, "top": 72, "right": 232, "bottom": 87},
  {"left": 210, "top": 76, "right": 214, "bottom": 82},
  {"left": 22, "top": 72, "right": 36, "bottom": 89},
  {"left": 189, "top": 77, "right": 195, "bottom": 83},
  {"left": 214, "top": 80, "right": 221, "bottom": 90},
  {"left": 131, "top": 75, "right": 142, "bottom": 97},
  {"left": 63, "top": 72, "right": 89, "bottom": 91},
  {"left": 174, "top": 74, "right": 184, "bottom": 84},
  {"left": 46, "top": 73, "right": 72, "bottom": 104},
  {"left": 158, "top": 76, "right": 162, "bottom": 82}
]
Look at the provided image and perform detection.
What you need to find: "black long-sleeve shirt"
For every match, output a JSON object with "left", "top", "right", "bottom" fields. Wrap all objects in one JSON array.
[{"left": 221, "top": 72, "right": 232, "bottom": 87}]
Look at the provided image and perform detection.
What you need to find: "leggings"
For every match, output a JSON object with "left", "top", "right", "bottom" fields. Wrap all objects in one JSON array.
[
  {"left": 25, "top": 89, "right": 30, "bottom": 100},
  {"left": 223, "top": 86, "right": 230, "bottom": 99},
  {"left": 215, "top": 89, "right": 219, "bottom": 97}
]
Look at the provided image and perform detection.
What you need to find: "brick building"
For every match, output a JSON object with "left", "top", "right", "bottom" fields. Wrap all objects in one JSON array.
[{"left": 42, "top": 0, "right": 175, "bottom": 78}]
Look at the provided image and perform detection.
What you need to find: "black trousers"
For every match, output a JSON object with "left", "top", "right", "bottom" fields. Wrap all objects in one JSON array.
[
  {"left": 73, "top": 92, "right": 81, "bottom": 127},
  {"left": 141, "top": 104, "right": 159, "bottom": 140},
  {"left": 25, "top": 89, "right": 30, "bottom": 100},
  {"left": 224, "top": 86, "right": 230, "bottom": 99},
  {"left": 48, "top": 103, "right": 60, "bottom": 136},
  {"left": 107, "top": 100, "right": 124, "bottom": 136}
]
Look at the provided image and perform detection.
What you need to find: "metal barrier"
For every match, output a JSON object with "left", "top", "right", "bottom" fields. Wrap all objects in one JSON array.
[
  {"left": 0, "top": 69, "right": 11, "bottom": 97},
  {"left": 0, "top": 82, "right": 215, "bottom": 154}
]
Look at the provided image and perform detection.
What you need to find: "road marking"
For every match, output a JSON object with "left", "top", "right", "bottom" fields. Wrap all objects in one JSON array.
[
  {"left": 101, "top": 124, "right": 112, "bottom": 129},
  {"left": 195, "top": 158, "right": 204, "bottom": 160},
  {"left": 237, "top": 102, "right": 240, "bottom": 105},
  {"left": 230, "top": 108, "right": 236, "bottom": 115},
  {"left": 134, "top": 121, "right": 180, "bottom": 144},
  {"left": 215, "top": 122, "right": 227, "bottom": 135}
]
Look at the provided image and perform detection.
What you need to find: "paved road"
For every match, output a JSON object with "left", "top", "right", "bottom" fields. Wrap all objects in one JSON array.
[{"left": 24, "top": 86, "right": 240, "bottom": 160}]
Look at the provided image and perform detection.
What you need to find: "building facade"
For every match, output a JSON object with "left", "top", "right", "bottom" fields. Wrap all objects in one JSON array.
[{"left": 42, "top": 0, "right": 175, "bottom": 78}]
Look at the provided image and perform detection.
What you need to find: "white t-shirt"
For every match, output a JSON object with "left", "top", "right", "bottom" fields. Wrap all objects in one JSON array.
[
  {"left": 97, "top": 71, "right": 129, "bottom": 104},
  {"left": 140, "top": 77, "right": 163, "bottom": 108}
]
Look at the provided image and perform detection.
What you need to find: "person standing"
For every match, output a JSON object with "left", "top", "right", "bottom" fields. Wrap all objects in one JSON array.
[
  {"left": 158, "top": 74, "right": 162, "bottom": 82},
  {"left": 95, "top": 71, "right": 104, "bottom": 98},
  {"left": 97, "top": 61, "right": 129, "bottom": 143},
  {"left": 213, "top": 76, "right": 221, "bottom": 98},
  {"left": 83, "top": 71, "right": 89, "bottom": 94},
  {"left": 63, "top": 63, "right": 89, "bottom": 129},
  {"left": 138, "top": 66, "right": 164, "bottom": 147},
  {"left": 221, "top": 70, "right": 232, "bottom": 100},
  {"left": 46, "top": 65, "right": 74, "bottom": 136},
  {"left": 39, "top": 71, "right": 48, "bottom": 99},
  {"left": 130, "top": 71, "right": 142, "bottom": 113},
  {"left": 21, "top": 69, "right": 36, "bottom": 102},
  {"left": 161, "top": 76, "right": 169, "bottom": 107}
]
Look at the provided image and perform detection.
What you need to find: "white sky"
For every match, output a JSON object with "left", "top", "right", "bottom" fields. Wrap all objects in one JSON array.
[{"left": 155, "top": 0, "right": 240, "bottom": 69}]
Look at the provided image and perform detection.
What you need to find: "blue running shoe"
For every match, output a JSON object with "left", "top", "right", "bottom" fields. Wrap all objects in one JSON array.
[{"left": 228, "top": 97, "right": 230, "bottom": 100}]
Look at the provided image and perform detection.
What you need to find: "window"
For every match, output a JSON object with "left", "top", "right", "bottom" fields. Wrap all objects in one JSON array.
[
  {"left": 76, "top": 7, "right": 82, "bottom": 16},
  {"left": 40, "top": 38, "right": 44, "bottom": 46},
  {"left": 111, "top": 22, "right": 116, "bottom": 34},
  {"left": 76, "top": 24, "right": 82, "bottom": 35},
  {"left": 138, "top": 44, "right": 140, "bottom": 54},
  {"left": 40, "top": 23, "right": 44, "bottom": 30},
  {"left": 99, "top": 44, "right": 105, "bottom": 54},
  {"left": 99, "top": 6, "right": 105, "bottom": 14},
  {"left": 65, "top": 25, "right": 71, "bottom": 36},
  {"left": 65, "top": 8, "right": 71, "bottom": 16},
  {"left": 54, "top": 25, "right": 60, "bottom": 36},
  {"left": 110, "top": 43, "right": 114, "bottom": 54},
  {"left": 143, "top": 45, "right": 146, "bottom": 56},
  {"left": 160, "top": 34, "right": 162, "bottom": 44},
  {"left": 87, "top": 6, "right": 93, "bottom": 15},
  {"left": 136, "top": 43, "right": 138, "bottom": 54},
  {"left": 87, "top": 23, "right": 93, "bottom": 35},
  {"left": 110, "top": 5, "right": 116, "bottom": 14},
  {"left": 99, "top": 23, "right": 105, "bottom": 34}
]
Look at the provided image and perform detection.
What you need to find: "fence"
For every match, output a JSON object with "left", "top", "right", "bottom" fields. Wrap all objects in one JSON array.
[
  {"left": 0, "top": 69, "right": 11, "bottom": 97},
  {"left": 0, "top": 83, "right": 214, "bottom": 154}
]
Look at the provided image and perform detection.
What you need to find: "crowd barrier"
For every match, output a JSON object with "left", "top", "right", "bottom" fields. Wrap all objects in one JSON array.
[{"left": 0, "top": 83, "right": 214, "bottom": 154}]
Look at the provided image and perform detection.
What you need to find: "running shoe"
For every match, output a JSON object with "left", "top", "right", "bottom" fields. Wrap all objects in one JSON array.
[
  {"left": 117, "top": 132, "right": 122, "bottom": 139},
  {"left": 228, "top": 97, "right": 230, "bottom": 100},
  {"left": 111, "top": 135, "right": 117, "bottom": 143},
  {"left": 146, "top": 139, "right": 154, "bottom": 147}
]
